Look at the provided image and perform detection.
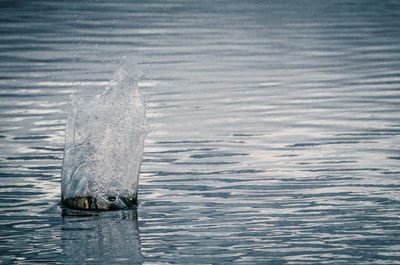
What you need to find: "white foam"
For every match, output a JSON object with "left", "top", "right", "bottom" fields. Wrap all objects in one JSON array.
[{"left": 61, "top": 68, "right": 148, "bottom": 208}]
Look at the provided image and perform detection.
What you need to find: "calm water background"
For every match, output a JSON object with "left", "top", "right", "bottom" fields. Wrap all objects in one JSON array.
[{"left": 1, "top": 0, "right": 400, "bottom": 264}]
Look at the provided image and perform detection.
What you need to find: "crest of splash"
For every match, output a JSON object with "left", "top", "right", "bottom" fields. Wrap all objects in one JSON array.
[{"left": 61, "top": 68, "right": 148, "bottom": 210}]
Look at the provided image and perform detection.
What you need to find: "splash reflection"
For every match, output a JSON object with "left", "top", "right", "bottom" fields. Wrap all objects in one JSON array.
[{"left": 61, "top": 209, "right": 144, "bottom": 264}]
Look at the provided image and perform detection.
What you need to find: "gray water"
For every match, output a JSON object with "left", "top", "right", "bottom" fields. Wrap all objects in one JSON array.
[{"left": 1, "top": 0, "right": 400, "bottom": 264}]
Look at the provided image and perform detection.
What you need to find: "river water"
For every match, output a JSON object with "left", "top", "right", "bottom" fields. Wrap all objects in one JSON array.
[{"left": 1, "top": 0, "right": 400, "bottom": 264}]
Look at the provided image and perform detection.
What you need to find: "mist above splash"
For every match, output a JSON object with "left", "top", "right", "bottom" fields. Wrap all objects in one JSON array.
[{"left": 61, "top": 63, "right": 148, "bottom": 209}]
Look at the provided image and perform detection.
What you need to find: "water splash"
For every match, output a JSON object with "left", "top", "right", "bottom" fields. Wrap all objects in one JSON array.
[{"left": 61, "top": 68, "right": 148, "bottom": 210}]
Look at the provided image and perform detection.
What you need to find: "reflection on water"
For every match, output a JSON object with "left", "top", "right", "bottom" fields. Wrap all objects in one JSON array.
[{"left": 61, "top": 209, "right": 144, "bottom": 264}]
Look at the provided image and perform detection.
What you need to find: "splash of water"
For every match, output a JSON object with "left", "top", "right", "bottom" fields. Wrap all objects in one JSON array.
[{"left": 61, "top": 68, "right": 148, "bottom": 210}]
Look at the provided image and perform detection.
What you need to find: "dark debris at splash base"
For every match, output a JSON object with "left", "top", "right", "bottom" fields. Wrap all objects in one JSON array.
[{"left": 61, "top": 196, "right": 138, "bottom": 211}]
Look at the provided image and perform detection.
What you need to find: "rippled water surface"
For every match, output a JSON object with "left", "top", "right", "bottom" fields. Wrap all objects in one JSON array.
[{"left": 1, "top": 0, "right": 400, "bottom": 264}]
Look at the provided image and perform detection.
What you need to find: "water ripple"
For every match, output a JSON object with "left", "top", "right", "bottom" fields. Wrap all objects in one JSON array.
[{"left": 1, "top": 0, "right": 400, "bottom": 264}]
